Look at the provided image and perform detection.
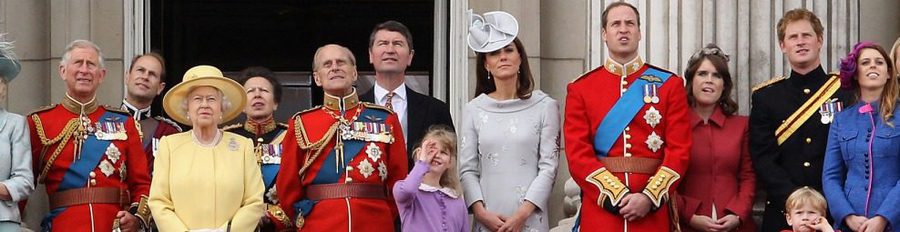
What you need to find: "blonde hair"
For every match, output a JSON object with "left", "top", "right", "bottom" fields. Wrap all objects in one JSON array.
[
  {"left": 784, "top": 187, "right": 828, "bottom": 215},
  {"left": 413, "top": 125, "right": 462, "bottom": 194}
]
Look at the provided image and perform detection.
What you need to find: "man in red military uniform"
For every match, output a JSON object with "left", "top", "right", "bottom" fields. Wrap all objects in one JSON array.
[
  {"left": 28, "top": 40, "right": 152, "bottom": 232},
  {"left": 121, "top": 52, "right": 182, "bottom": 173},
  {"left": 276, "top": 44, "right": 408, "bottom": 232},
  {"left": 564, "top": 2, "right": 691, "bottom": 231}
]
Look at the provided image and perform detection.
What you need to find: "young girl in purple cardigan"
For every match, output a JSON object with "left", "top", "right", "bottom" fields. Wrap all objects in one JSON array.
[{"left": 393, "top": 126, "right": 469, "bottom": 232}]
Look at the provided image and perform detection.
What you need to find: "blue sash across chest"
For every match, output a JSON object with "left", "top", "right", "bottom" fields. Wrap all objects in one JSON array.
[
  {"left": 593, "top": 67, "right": 672, "bottom": 157},
  {"left": 60, "top": 111, "right": 127, "bottom": 190}
]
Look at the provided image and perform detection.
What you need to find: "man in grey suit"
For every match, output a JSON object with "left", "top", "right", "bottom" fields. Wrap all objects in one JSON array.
[{"left": 360, "top": 20, "right": 454, "bottom": 172}]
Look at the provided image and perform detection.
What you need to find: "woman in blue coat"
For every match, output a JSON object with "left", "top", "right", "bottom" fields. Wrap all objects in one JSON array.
[
  {"left": 0, "top": 35, "right": 34, "bottom": 231},
  {"left": 823, "top": 41, "right": 899, "bottom": 232}
]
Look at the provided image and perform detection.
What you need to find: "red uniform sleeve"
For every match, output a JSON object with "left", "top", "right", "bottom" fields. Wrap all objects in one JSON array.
[
  {"left": 564, "top": 82, "right": 617, "bottom": 205},
  {"left": 124, "top": 117, "right": 151, "bottom": 202},
  {"left": 275, "top": 115, "right": 302, "bottom": 230},
  {"left": 383, "top": 113, "right": 408, "bottom": 219},
  {"left": 27, "top": 114, "right": 41, "bottom": 185}
]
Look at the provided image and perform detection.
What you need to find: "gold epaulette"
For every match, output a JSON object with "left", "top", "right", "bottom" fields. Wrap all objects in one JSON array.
[
  {"left": 362, "top": 102, "right": 394, "bottom": 114},
  {"left": 642, "top": 166, "right": 681, "bottom": 208},
  {"left": 571, "top": 66, "right": 604, "bottom": 83},
  {"left": 28, "top": 104, "right": 57, "bottom": 116},
  {"left": 102, "top": 105, "right": 131, "bottom": 116},
  {"left": 827, "top": 72, "right": 840, "bottom": 78},
  {"left": 154, "top": 116, "right": 183, "bottom": 132},
  {"left": 752, "top": 76, "right": 786, "bottom": 92},
  {"left": 222, "top": 123, "right": 242, "bottom": 131},
  {"left": 585, "top": 167, "right": 629, "bottom": 206}
]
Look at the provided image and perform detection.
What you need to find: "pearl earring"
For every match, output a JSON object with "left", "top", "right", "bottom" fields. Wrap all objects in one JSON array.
[{"left": 487, "top": 70, "right": 492, "bottom": 79}]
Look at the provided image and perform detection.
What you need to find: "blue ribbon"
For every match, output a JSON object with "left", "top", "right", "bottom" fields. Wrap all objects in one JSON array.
[
  {"left": 593, "top": 67, "right": 672, "bottom": 157},
  {"left": 261, "top": 164, "right": 279, "bottom": 190}
]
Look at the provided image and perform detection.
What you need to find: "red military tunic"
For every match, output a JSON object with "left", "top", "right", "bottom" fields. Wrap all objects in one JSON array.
[
  {"left": 28, "top": 97, "right": 152, "bottom": 231},
  {"left": 565, "top": 57, "right": 691, "bottom": 231},
  {"left": 276, "top": 91, "right": 407, "bottom": 232}
]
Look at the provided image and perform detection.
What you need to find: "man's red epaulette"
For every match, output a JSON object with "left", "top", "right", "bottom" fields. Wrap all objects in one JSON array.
[
  {"left": 571, "top": 66, "right": 605, "bottom": 83},
  {"left": 155, "top": 116, "right": 184, "bottom": 132},
  {"left": 645, "top": 64, "right": 677, "bottom": 76},
  {"left": 102, "top": 105, "right": 132, "bottom": 116},
  {"left": 28, "top": 104, "right": 57, "bottom": 116},
  {"left": 362, "top": 102, "right": 394, "bottom": 114},
  {"left": 292, "top": 105, "right": 322, "bottom": 119}
]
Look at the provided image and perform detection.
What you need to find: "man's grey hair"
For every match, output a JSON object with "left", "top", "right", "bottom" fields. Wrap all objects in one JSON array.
[
  {"left": 60, "top": 40, "right": 105, "bottom": 68},
  {"left": 312, "top": 44, "right": 356, "bottom": 71},
  {"left": 180, "top": 86, "right": 232, "bottom": 123}
]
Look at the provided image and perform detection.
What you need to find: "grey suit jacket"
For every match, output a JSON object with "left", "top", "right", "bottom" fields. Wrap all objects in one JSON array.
[{"left": 0, "top": 110, "right": 33, "bottom": 223}]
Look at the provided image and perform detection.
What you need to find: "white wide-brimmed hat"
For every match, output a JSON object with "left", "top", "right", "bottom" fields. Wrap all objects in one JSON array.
[
  {"left": 163, "top": 65, "right": 247, "bottom": 125},
  {"left": 0, "top": 35, "right": 20, "bottom": 82},
  {"left": 467, "top": 10, "right": 519, "bottom": 53}
]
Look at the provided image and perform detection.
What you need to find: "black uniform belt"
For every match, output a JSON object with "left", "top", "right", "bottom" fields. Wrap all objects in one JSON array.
[
  {"left": 599, "top": 157, "right": 661, "bottom": 174},
  {"left": 50, "top": 187, "right": 127, "bottom": 209},
  {"left": 306, "top": 183, "right": 386, "bottom": 200}
]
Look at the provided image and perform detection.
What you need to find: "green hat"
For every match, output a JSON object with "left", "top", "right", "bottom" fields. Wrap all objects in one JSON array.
[{"left": 0, "top": 37, "right": 20, "bottom": 82}]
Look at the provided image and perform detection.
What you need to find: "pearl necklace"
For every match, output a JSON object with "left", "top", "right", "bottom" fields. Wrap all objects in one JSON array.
[{"left": 192, "top": 129, "right": 222, "bottom": 147}]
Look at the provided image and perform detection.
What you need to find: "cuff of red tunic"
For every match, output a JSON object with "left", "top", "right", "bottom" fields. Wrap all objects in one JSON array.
[
  {"left": 267, "top": 203, "right": 294, "bottom": 231},
  {"left": 128, "top": 195, "right": 151, "bottom": 230},
  {"left": 586, "top": 167, "right": 629, "bottom": 206},
  {"left": 641, "top": 166, "right": 680, "bottom": 208}
]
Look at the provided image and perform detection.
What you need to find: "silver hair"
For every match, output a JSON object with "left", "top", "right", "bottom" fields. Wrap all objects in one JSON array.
[
  {"left": 0, "top": 34, "right": 18, "bottom": 62},
  {"left": 60, "top": 40, "right": 105, "bottom": 68},
  {"left": 312, "top": 44, "right": 356, "bottom": 70},
  {"left": 180, "top": 85, "right": 232, "bottom": 121}
]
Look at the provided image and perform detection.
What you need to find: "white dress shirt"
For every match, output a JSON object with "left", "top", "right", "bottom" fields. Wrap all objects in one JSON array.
[{"left": 373, "top": 83, "right": 408, "bottom": 143}]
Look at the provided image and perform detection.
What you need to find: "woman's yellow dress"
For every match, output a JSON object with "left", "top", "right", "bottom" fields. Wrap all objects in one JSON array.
[{"left": 149, "top": 131, "right": 264, "bottom": 231}]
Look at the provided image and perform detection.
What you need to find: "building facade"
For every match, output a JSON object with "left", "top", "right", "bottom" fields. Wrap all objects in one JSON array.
[{"left": 1, "top": 0, "right": 898, "bottom": 229}]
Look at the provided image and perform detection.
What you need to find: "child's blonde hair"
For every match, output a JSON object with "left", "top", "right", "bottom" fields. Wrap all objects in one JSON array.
[
  {"left": 412, "top": 125, "right": 462, "bottom": 194},
  {"left": 785, "top": 187, "right": 828, "bottom": 215}
]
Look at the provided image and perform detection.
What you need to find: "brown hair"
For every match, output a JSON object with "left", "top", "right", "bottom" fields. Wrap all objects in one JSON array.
[
  {"left": 369, "top": 20, "right": 414, "bottom": 52},
  {"left": 891, "top": 37, "right": 900, "bottom": 78},
  {"left": 601, "top": 2, "right": 641, "bottom": 29},
  {"left": 237, "top": 66, "right": 283, "bottom": 104},
  {"left": 776, "top": 8, "right": 824, "bottom": 42},
  {"left": 854, "top": 44, "right": 897, "bottom": 126},
  {"left": 784, "top": 187, "right": 827, "bottom": 215},
  {"left": 684, "top": 44, "right": 738, "bottom": 115},
  {"left": 412, "top": 125, "right": 461, "bottom": 194},
  {"left": 474, "top": 38, "right": 535, "bottom": 99},
  {"left": 129, "top": 52, "right": 166, "bottom": 81}
]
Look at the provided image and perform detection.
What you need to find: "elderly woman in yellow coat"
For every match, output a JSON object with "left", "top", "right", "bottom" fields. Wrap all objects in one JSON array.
[{"left": 149, "top": 65, "right": 264, "bottom": 231}]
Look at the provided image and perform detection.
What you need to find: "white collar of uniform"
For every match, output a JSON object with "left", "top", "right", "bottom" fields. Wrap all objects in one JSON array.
[
  {"left": 374, "top": 82, "right": 408, "bottom": 103},
  {"left": 418, "top": 183, "right": 459, "bottom": 198}
]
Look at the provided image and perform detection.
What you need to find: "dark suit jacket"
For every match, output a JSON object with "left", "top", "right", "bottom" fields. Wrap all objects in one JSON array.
[{"left": 361, "top": 86, "right": 455, "bottom": 172}]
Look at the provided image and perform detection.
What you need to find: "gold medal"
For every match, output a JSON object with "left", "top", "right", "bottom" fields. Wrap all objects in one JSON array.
[{"left": 643, "top": 96, "right": 652, "bottom": 104}]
